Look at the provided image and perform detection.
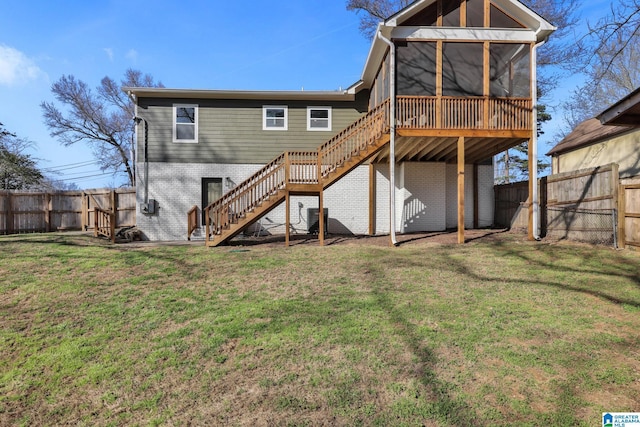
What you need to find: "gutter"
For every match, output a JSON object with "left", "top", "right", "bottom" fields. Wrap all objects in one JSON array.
[
  {"left": 530, "top": 39, "right": 546, "bottom": 240},
  {"left": 377, "top": 30, "right": 398, "bottom": 246},
  {"left": 127, "top": 90, "right": 150, "bottom": 206}
]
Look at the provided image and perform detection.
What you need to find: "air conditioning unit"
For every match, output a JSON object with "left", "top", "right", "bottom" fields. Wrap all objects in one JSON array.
[
  {"left": 141, "top": 199, "right": 157, "bottom": 214},
  {"left": 307, "top": 208, "right": 328, "bottom": 235}
]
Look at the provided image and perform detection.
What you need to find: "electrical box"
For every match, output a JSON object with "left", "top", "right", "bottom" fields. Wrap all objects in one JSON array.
[
  {"left": 307, "top": 208, "right": 328, "bottom": 235},
  {"left": 141, "top": 199, "right": 157, "bottom": 214}
]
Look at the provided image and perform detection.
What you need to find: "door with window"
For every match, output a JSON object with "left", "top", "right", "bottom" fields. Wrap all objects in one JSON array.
[{"left": 202, "top": 178, "right": 223, "bottom": 225}]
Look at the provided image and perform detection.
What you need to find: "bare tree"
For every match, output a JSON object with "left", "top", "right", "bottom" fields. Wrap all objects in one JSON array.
[
  {"left": 347, "top": 0, "right": 413, "bottom": 38},
  {"left": 41, "top": 69, "right": 163, "bottom": 187},
  {"left": 577, "top": 0, "right": 640, "bottom": 82},
  {"left": 560, "top": 36, "right": 640, "bottom": 135}
]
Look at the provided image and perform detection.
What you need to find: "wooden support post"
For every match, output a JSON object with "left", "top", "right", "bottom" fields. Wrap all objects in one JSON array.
[
  {"left": 110, "top": 190, "right": 117, "bottom": 228},
  {"left": 473, "top": 163, "right": 479, "bottom": 229},
  {"left": 484, "top": 0, "right": 490, "bottom": 27},
  {"left": 460, "top": 0, "right": 467, "bottom": 27},
  {"left": 528, "top": 138, "right": 535, "bottom": 240},
  {"left": 483, "top": 42, "right": 490, "bottom": 128},
  {"left": 457, "top": 136, "right": 465, "bottom": 244},
  {"left": 285, "top": 191, "right": 290, "bottom": 247},
  {"left": 319, "top": 191, "right": 325, "bottom": 246},
  {"left": 436, "top": 41, "right": 443, "bottom": 129},
  {"left": 368, "top": 163, "right": 376, "bottom": 235}
]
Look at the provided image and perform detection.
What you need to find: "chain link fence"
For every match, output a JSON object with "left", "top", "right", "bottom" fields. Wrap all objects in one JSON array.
[{"left": 545, "top": 206, "right": 617, "bottom": 247}]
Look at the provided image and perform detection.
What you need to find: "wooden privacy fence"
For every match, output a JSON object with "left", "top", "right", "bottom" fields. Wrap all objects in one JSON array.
[
  {"left": 0, "top": 188, "right": 136, "bottom": 235},
  {"left": 495, "top": 164, "right": 640, "bottom": 248},
  {"left": 619, "top": 183, "right": 640, "bottom": 249},
  {"left": 545, "top": 164, "right": 619, "bottom": 245},
  {"left": 494, "top": 180, "right": 531, "bottom": 231}
]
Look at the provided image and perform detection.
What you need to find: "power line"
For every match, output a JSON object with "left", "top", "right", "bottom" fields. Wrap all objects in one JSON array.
[{"left": 43, "top": 160, "right": 100, "bottom": 172}]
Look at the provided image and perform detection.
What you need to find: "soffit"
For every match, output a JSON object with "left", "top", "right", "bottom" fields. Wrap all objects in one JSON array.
[
  {"left": 123, "top": 87, "right": 355, "bottom": 102},
  {"left": 598, "top": 87, "right": 640, "bottom": 126}
]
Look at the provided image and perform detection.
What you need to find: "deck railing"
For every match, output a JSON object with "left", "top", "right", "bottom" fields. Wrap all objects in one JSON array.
[
  {"left": 397, "top": 96, "right": 532, "bottom": 131},
  {"left": 287, "top": 151, "right": 319, "bottom": 184},
  {"left": 94, "top": 207, "right": 115, "bottom": 243},
  {"left": 187, "top": 205, "right": 198, "bottom": 240}
]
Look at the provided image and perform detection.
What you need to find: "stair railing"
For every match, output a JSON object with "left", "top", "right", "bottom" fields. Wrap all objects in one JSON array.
[
  {"left": 204, "top": 98, "right": 391, "bottom": 244},
  {"left": 318, "top": 99, "right": 390, "bottom": 179},
  {"left": 205, "top": 154, "right": 286, "bottom": 242}
]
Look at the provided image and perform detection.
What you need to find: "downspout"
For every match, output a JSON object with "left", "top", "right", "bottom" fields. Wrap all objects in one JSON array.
[
  {"left": 531, "top": 39, "right": 546, "bottom": 240},
  {"left": 377, "top": 30, "right": 398, "bottom": 246},
  {"left": 127, "top": 90, "right": 149, "bottom": 205}
]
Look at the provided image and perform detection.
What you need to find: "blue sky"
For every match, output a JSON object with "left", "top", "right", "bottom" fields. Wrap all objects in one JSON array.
[{"left": 0, "top": 0, "right": 612, "bottom": 189}]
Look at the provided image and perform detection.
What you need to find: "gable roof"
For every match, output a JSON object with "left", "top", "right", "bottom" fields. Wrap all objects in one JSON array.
[
  {"left": 546, "top": 118, "right": 633, "bottom": 156},
  {"left": 355, "top": 0, "right": 556, "bottom": 92},
  {"left": 386, "top": 0, "right": 555, "bottom": 39},
  {"left": 598, "top": 86, "right": 640, "bottom": 126}
]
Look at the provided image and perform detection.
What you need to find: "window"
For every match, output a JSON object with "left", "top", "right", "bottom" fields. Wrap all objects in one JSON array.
[
  {"left": 442, "top": 42, "right": 484, "bottom": 97},
  {"left": 307, "top": 107, "right": 332, "bottom": 131},
  {"left": 173, "top": 104, "right": 198, "bottom": 143},
  {"left": 397, "top": 42, "right": 437, "bottom": 96},
  {"left": 490, "top": 43, "right": 531, "bottom": 98},
  {"left": 202, "top": 178, "right": 222, "bottom": 225},
  {"left": 263, "top": 106, "right": 288, "bottom": 130}
]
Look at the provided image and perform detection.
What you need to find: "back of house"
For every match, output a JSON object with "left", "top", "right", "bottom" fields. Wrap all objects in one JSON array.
[{"left": 125, "top": 0, "right": 554, "bottom": 242}]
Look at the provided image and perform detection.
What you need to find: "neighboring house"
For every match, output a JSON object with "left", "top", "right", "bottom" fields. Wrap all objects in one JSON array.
[
  {"left": 547, "top": 89, "right": 640, "bottom": 185},
  {"left": 125, "top": 0, "right": 555, "bottom": 244}
]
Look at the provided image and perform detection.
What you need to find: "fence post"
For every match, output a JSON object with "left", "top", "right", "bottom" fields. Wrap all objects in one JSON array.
[
  {"left": 110, "top": 190, "right": 117, "bottom": 228},
  {"left": 7, "top": 192, "right": 13, "bottom": 235},
  {"left": 82, "top": 192, "right": 87, "bottom": 231},
  {"left": 540, "top": 176, "right": 548, "bottom": 238},
  {"left": 94, "top": 208, "right": 98, "bottom": 238},
  {"left": 110, "top": 210, "right": 116, "bottom": 243},
  {"left": 618, "top": 183, "right": 626, "bottom": 249},
  {"left": 45, "top": 193, "right": 51, "bottom": 232}
]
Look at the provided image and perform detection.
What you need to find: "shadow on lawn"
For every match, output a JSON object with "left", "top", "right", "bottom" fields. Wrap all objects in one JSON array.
[
  {"left": 486, "top": 239, "right": 640, "bottom": 307},
  {"left": 366, "top": 261, "right": 483, "bottom": 426}
]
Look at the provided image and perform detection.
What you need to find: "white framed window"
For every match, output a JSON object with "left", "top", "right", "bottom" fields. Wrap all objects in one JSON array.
[
  {"left": 263, "top": 105, "right": 288, "bottom": 130},
  {"left": 307, "top": 107, "right": 332, "bottom": 131},
  {"left": 173, "top": 104, "right": 198, "bottom": 143}
]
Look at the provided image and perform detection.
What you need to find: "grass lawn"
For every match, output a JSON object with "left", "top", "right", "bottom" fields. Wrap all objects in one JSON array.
[{"left": 1, "top": 232, "right": 639, "bottom": 426}]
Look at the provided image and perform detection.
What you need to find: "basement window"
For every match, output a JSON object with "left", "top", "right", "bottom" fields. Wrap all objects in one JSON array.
[
  {"left": 307, "top": 107, "right": 332, "bottom": 131},
  {"left": 173, "top": 104, "right": 198, "bottom": 143},
  {"left": 263, "top": 106, "right": 288, "bottom": 130}
]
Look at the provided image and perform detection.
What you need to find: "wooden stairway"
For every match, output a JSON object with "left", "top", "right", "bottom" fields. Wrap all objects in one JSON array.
[{"left": 204, "top": 99, "right": 390, "bottom": 247}]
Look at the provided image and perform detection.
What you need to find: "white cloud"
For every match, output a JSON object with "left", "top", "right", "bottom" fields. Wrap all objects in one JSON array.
[
  {"left": 103, "top": 47, "right": 114, "bottom": 61},
  {"left": 0, "top": 44, "right": 47, "bottom": 86},
  {"left": 125, "top": 49, "right": 138, "bottom": 63}
]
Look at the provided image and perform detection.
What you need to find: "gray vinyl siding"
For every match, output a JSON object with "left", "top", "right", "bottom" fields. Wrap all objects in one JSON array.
[{"left": 137, "top": 94, "right": 368, "bottom": 164}]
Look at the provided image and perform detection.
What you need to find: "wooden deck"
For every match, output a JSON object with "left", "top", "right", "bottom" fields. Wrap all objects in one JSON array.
[{"left": 203, "top": 96, "right": 534, "bottom": 247}]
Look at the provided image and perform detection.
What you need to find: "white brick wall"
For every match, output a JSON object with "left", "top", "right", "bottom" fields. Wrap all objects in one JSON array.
[
  {"left": 136, "top": 160, "right": 494, "bottom": 241},
  {"left": 400, "top": 162, "right": 447, "bottom": 232}
]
